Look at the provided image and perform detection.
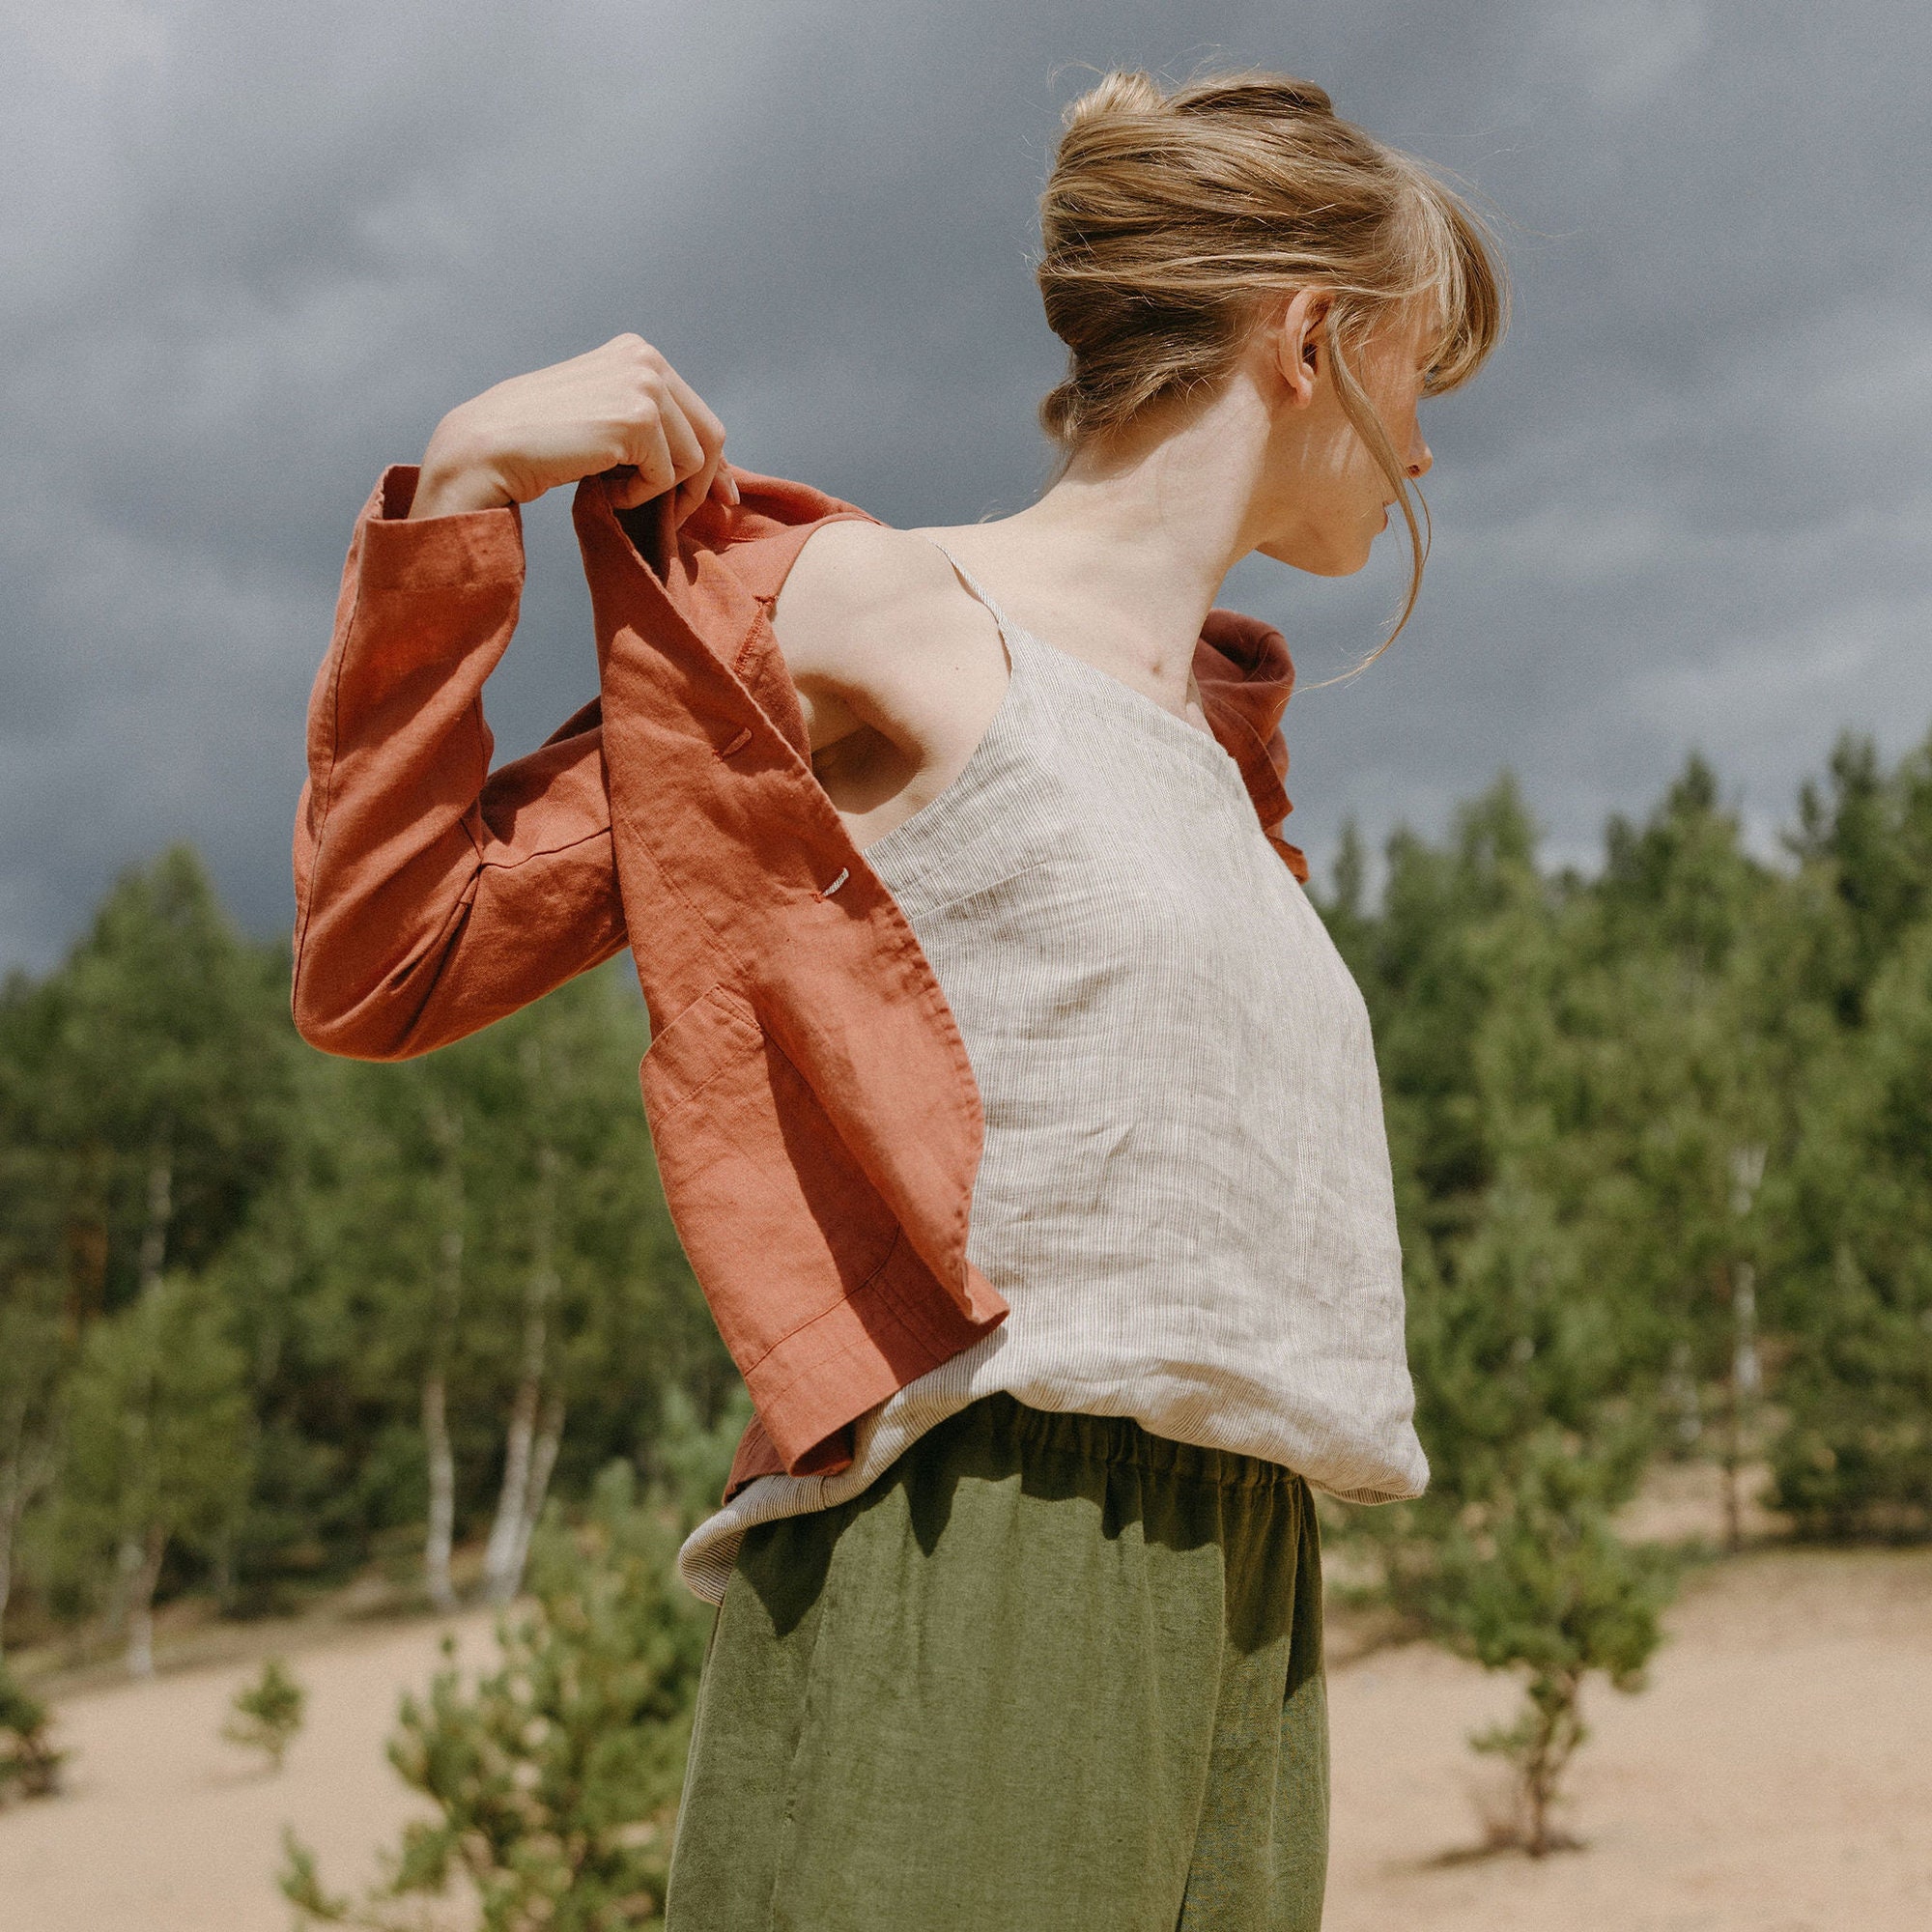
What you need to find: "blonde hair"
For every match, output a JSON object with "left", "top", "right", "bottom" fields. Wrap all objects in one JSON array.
[{"left": 1037, "top": 71, "right": 1508, "bottom": 658}]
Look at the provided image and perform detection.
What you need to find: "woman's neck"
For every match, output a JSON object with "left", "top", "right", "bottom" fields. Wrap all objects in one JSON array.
[{"left": 980, "top": 371, "right": 1278, "bottom": 671}]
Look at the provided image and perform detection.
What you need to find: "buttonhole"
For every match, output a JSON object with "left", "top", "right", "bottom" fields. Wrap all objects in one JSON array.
[
  {"left": 820, "top": 868, "right": 850, "bottom": 897},
  {"left": 718, "top": 726, "right": 753, "bottom": 758}
]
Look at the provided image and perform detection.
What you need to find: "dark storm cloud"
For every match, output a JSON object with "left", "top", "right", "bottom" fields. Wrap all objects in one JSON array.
[{"left": 2, "top": 0, "right": 1927, "bottom": 968}]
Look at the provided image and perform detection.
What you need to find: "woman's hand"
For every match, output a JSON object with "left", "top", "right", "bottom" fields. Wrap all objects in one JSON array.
[{"left": 408, "top": 334, "right": 737, "bottom": 522}]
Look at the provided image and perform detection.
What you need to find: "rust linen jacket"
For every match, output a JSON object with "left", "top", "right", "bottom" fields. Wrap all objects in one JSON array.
[{"left": 292, "top": 464, "right": 1307, "bottom": 1497}]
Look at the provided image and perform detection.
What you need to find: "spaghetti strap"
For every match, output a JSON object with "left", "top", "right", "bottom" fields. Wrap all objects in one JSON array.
[{"left": 921, "top": 537, "right": 1017, "bottom": 642}]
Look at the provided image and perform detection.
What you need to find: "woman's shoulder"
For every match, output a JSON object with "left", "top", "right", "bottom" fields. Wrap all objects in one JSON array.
[
  {"left": 770, "top": 519, "right": 1007, "bottom": 763},
  {"left": 773, "top": 520, "right": 988, "bottom": 690},
  {"left": 781, "top": 518, "right": 957, "bottom": 612}
]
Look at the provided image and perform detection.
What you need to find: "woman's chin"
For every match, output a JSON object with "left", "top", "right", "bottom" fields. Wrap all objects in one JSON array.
[{"left": 1255, "top": 533, "right": 1377, "bottom": 578}]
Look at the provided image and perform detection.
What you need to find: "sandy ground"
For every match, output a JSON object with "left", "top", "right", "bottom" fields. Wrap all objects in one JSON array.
[
  {"left": 1, "top": 1545, "right": 1927, "bottom": 1931},
  {"left": 1326, "top": 1547, "right": 1932, "bottom": 1932},
  {"left": 0, "top": 1610, "right": 498, "bottom": 1932}
]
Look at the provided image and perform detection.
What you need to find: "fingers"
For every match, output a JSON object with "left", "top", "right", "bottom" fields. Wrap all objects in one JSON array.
[
  {"left": 611, "top": 385, "right": 695, "bottom": 504},
  {"left": 624, "top": 378, "right": 725, "bottom": 517},
  {"left": 588, "top": 333, "right": 736, "bottom": 517},
  {"left": 603, "top": 465, "right": 651, "bottom": 510},
  {"left": 606, "top": 454, "right": 737, "bottom": 514},
  {"left": 658, "top": 400, "right": 711, "bottom": 522},
  {"left": 660, "top": 364, "right": 728, "bottom": 522},
  {"left": 610, "top": 410, "right": 676, "bottom": 509}
]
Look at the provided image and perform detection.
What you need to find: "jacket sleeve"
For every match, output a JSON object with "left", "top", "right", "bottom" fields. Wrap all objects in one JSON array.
[{"left": 291, "top": 466, "right": 628, "bottom": 1061}]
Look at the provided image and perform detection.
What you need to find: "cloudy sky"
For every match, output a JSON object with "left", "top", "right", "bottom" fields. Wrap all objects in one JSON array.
[{"left": 2, "top": 0, "right": 1927, "bottom": 973}]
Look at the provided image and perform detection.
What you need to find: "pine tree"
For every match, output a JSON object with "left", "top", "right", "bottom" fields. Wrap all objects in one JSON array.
[
  {"left": 1321, "top": 780, "right": 1677, "bottom": 1848},
  {"left": 60, "top": 1274, "right": 253, "bottom": 1675},
  {"left": 1772, "top": 919, "right": 1932, "bottom": 1537},
  {"left": 1449, "top": 1431, "right": 1670, "bottom": 1855},
  {"left": 49, "top": 847, "right": 293, "bottom": 1311},
  {"left": 283, "top": 1463, "right": 707, "bottom": 1931},
  {"left": 223, "top": 1656, "right": 306, "bottom": 1772},
  {"left": 0, "top": 1657, "right": 64, "bottom": 1802}
]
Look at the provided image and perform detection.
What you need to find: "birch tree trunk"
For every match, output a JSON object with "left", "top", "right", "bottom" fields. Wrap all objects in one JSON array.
[
  {"left": 505, "top": 1391, "right": 565, "bottom": 1598},
  {"left": 137, "top": 1142, "right": 172, "bottom": 1296},
  {"left": 422, "top": 1098, "right": 466, "bottom": 1615},
  {"left": 1721, "top": 1258, "right": 1761, "bottom": 1552},
  {"left": 422, "top": 1368, "right": 457, "bottom": 1613},
  {"left": 1712, "top": 1257, "right": 1746, "bottom": 1552},
  {"left": 123, "top": 1523, "right": 168, "bottom": 1680},
  {"left": 1722, "top": 1146, "right": 1767, "bottom": 1552},
  {"left": 481, "top": 1368, "right": 540, "bottom": 1604},
  {"left": 484, "top": 1134, "right": 560, "bottom": 1605}
]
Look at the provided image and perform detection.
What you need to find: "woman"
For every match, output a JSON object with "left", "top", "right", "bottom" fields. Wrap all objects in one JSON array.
[{"left": 295, "top": 70, "right": 1503, "bottom": 1932}]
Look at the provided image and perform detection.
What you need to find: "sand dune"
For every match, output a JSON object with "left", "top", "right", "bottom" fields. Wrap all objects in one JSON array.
[{"left": 1, "top": 1547, "right": 1927, "bottom": 1931}]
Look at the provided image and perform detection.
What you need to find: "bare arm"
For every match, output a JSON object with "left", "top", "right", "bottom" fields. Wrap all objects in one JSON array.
[{"left": 770, "top": 521, "right": 1010, "bottom": 851}]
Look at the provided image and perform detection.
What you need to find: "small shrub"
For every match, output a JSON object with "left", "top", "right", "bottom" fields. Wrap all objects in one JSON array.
[
  {"left": 1434, "top": 1432, "right": 1675, "bottom": 1856},
  {"left": 0, "top": 1660, "right": 65, "bottom": 1802},
  {"left": 222, "top": 1656, "right": 306, "bottom": 1773},
  {"left": 282, "top": 1461, "right": 708, "bottom": 1931}
]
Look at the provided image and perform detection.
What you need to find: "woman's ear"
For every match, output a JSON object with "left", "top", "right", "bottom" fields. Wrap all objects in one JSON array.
[{"left": 1272, "top": 288, "right": 1331, "bottom": 409}]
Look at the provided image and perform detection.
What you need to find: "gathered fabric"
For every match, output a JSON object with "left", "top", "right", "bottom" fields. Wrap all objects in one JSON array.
[{"left": 667, "top": 1394, "right": 1330, "bottom": 1932}]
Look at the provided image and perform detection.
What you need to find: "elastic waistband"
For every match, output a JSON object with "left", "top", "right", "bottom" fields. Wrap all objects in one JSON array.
[{"left": 946, "top": 1392, "right": 1306, "bottom": 1494}]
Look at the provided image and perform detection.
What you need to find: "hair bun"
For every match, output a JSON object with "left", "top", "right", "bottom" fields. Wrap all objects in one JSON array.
[
  {"left": 1062, "top": 71, "right": 1335, "bottom": 133},
  {"left": 1173, "top": 76, "right": 1334, "bottom": 121},
  {"left": 1061, "top": 70, "right": 1166, "bottom": 130}
]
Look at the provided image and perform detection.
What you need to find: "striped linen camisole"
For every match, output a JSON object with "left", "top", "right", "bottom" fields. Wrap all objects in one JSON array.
[{"left": 678, "top": 545, "right": 1425, "bottom": 1602}]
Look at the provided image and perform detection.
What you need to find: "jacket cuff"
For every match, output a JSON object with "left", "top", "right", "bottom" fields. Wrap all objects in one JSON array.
[{"left": 356, "top": 464, "right": 526, "bottom": 594}]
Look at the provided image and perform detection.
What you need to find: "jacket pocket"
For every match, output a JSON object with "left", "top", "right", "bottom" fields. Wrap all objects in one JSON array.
[
  {"left": 640, "top": 983, "right": 766, "bottom": 1118},
  {"left": 639, "top": 984, "right": 904, "bottom": 1371}
]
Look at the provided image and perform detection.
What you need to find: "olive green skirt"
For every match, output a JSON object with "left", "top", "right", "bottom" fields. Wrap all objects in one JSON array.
[{"left": 666, "top": 1393, "right": 1328, "bottom": 1932}]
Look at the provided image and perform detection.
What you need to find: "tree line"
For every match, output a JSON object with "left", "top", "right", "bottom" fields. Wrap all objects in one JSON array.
[
  {"left": 0, "top": 851, "right": 734, "bottom": 1673},
  {"left": 2, "top": 724, "right": 1928, "bottom": 1847},
  {"left": 1314, "top": 728, "right": 1932, "bottom": 1845}
]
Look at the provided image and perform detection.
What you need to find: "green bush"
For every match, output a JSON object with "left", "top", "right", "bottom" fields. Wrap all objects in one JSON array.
[
  {"left": 1771, "top": 1309, "right": 1932, "bottom": 1542},
  {"left": 0, "top": 1659, "right": 64, "bottom": 1802},
  {"left": 1433, "top": 1431, "right": 1675, "bottom": 1854},
  {"left": 283, "top": 1461, "right": 708, "bottom": 1931},
  {"left": 222, "top": 1656, "right": 306, "bottom": 1773}
]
